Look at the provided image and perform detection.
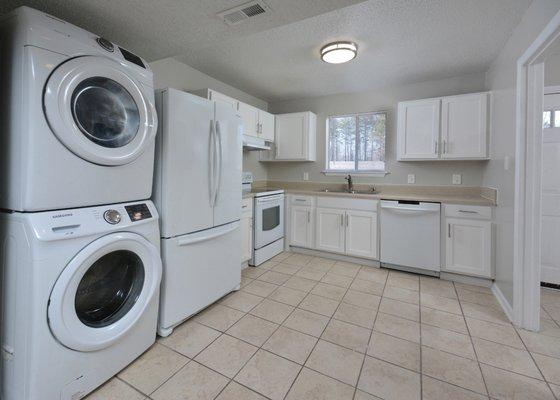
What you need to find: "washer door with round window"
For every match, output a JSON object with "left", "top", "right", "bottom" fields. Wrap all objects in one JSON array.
[
  {"left": 48, "top": 232, "right": 162, "bottom": 352},
  {"left": 43, "top": 56, "right": 157, "bottom": 166}
]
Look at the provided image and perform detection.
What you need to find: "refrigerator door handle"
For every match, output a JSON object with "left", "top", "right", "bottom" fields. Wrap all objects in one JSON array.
[
  {"left": 176, "top": 221, "right": 240, "bottom": 246},
  {"left": 214, "top": 120, "right": 223, "bottom": 205},
  {"left": 209, "top": 120, "right": 216, "bottom": 207}
]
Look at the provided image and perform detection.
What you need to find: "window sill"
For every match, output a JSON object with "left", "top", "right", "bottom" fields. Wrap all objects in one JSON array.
[{"left": 322, "top": 170, "right": 389, "bottom": 178}]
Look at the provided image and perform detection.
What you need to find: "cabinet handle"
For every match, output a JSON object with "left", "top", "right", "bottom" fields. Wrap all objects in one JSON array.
[
  {"left": 242, "top": 205, "right": 247, "bottom": 209},
  {"left": 307, "top": 210, "right": 311, "bottom": 223},
  {"left": 345, "top": 214, "right": 349, "bottom": 227},
  {"left": 448, "top": 223, "right": 451, "bottom": 238},
  {"left": 294, "top": 198, "right": 306, "bottom": 202},
  {"left": 435, "top": 140, "right": 439, "bottom": 154},
  {"left": 443, "top": 140, "right": 447, "bottom": 154},
  {"left": 458, "top": 210, "right": 477, "bottom": 214}
]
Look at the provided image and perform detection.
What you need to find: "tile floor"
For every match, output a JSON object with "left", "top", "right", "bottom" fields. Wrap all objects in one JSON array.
[{"left": 86, "top": 252, "right": 560, "bottom": 400}]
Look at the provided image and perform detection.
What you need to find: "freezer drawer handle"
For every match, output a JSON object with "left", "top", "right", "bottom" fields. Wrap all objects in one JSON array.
[
  {"left": 458, "top": 209, "right": 478, "bottom": 214},
  {"left": 176, "top": 222, "right": 239, "bottom": 246}
]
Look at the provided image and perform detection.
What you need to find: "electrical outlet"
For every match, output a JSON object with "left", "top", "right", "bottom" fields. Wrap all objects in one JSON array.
[
  {"left": 452, "top": 174, "right": 462, "bottom": 185},
  {"left": 407, "top": 174, "right": 415, "bottom": 184},
  {"left": 303, "top": 172, "right": 309, "bottom": 181}
]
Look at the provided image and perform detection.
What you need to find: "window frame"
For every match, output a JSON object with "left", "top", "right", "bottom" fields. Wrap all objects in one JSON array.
[{"left": 323, "top": 110, "right": 388, "bottom": 176}]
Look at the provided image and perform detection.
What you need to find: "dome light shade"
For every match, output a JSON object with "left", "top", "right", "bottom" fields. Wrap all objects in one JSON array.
[{"left": 320, "top": 41, "right": 357, "bottom": 64}]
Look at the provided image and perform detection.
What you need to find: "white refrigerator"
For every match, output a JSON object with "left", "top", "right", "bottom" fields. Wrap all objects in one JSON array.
[{"left": 153, "top": 88, "right": 242, "bottom": 336}]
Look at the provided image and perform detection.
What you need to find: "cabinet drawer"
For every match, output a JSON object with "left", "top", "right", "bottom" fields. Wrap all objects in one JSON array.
[
  {"left": 290, "top": 194, "right": 315, "bottom": 206},
  {"left": 444, "top": 204, "right": 491, "bottom": 220},
  {"left": 242, "top": 197, "right": 253, "bottom": 217},
  {"left": 317, "top": 196, "right": 378, "bottom": 212}
]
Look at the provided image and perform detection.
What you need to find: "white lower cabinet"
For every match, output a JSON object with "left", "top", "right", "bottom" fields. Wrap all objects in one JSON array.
[
  {"left": 241, "top": 198, "right": 253, "bottom": 262},
  {"left": 314, "top": 202, "right": 378, "bottom": 259},
  {"left": 443, "top": 204, "right": 492, "bottom": 278},
  {"left": 290, "top": 205, "right": 314, "bottom": 248},
  {"left": 346, "top": 210, "right": 378, "bottom": 259},
  {"left": 315, "top": 207, "right": 346, "bottom": 254}
]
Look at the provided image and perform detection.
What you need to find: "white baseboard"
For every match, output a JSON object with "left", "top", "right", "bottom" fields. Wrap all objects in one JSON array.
[
  {"left": 541, "top": 264, "right": 560, "bottom": 285},
  {"left": 492, "top": 282, "right": 514, "bottom": 323}
]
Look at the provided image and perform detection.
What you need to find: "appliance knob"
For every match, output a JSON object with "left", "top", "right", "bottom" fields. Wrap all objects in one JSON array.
[
  {"left": 103, "top": 209, "right": 121, "bottom": 225},
  {"left": 96, "top": 37, "right": 114, "bottom": 52}
]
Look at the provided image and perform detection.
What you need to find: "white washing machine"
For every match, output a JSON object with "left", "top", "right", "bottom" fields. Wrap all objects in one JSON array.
[
  {"left": 0, "top": 6, "right": 158, "bottom": 211},
  {"left": 0, "top": 201, "right": 162, "bottom": 400}
]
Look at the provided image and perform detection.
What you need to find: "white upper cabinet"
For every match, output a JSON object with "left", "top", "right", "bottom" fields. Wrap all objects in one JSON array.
[
  {"left": 397, "top": 99, "right": 441, "bottom": 160},
  {"left": 259, "top": 110, "right": 275, "bottom": 141},
  {"left": 193, "top": 88, "right": 275, "bottom": 142},
  {"left": 271, "top": 111, "right": 316, "bottom": 161},
  {"left": 192, "top": 88, "right": 238, "bottom": 110},
  {"left": 397, "top": 92, "right": 489, "bottom": 161},
  {"left": 441, "top": 93, "right": 488, "bottom": 159},
  {"left": 237, "top": 102, "right": 260, "bottom": 137}
]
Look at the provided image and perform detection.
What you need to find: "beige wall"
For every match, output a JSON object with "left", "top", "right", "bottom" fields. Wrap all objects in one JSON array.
[
  {"left": 267, "top": 73, "right": 488, "bottom": 186},
  {"left": 149, "top": 57, "right": 269, "bottom": 180},
  {"left": 483, "top": 0, "right": 560, "bottom": 307}
]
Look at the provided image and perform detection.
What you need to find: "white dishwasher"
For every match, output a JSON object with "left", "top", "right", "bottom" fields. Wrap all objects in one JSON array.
[{"left": 380, "top": 200, "right": 441, "bottom": 275}]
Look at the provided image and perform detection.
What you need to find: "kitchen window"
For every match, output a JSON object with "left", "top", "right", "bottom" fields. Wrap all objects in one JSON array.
[{"left": 325, "top": 111, "right": 386, "bottom": 174}]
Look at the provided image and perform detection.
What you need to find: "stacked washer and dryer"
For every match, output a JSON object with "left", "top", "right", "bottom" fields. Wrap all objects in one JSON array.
[{"left": 0, "top": 7, "right": 161, "bottom": 400}]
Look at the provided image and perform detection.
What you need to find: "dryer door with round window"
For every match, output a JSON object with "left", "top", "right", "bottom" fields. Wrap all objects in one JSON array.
[
  {"left": 48, "top": 232, "right": 161, "bottom": 352},
  {"left": 43, "top": 56, "right": 157, "bottom": 166}
]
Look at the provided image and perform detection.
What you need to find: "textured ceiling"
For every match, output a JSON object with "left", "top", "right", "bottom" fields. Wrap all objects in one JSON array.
[
  {"left": 1, "top": 0, "right": 531, "bottom": 102},
  {"left": 175, "top": 0, "right": 532, "bottom": 101},
  {"left": 0, "top": 0, "right": 366, "bottom": 61}
]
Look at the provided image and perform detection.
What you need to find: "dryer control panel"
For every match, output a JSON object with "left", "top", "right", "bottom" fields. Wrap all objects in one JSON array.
[{"left": 27, "top": 201, "right": 159, "bottom": 241}]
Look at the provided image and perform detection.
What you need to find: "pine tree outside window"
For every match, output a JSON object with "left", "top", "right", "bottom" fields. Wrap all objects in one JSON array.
[{"left": 326, "top": 111, "right": 386, "bottom": 173}]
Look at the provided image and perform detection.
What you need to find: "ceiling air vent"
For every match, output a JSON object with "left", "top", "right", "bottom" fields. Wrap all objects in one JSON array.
[{"left": 218, "top": 1, "right": 271, "bottom": 26}]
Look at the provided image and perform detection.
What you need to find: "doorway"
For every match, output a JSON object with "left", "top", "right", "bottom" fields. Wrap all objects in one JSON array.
[{"left": 513, "top": 12, "right": 560, "bottom": 331}]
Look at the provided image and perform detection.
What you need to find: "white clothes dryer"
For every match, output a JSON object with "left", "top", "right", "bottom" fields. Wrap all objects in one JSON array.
[
  {"left": 0, "top": 201, "right": 162, "bottom": 400},
  {"left": 0, "top": 6, "right": 158, "bottom": 211}
]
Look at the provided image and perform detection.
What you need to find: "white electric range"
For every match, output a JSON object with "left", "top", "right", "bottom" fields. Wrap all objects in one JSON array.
[{"left": 242, "top": 173, "right": 285, "bottom": 266}]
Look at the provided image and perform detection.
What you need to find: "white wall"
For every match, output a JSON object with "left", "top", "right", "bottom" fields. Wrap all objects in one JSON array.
[
  {"left": 267, "top": 73, "right": 487, "bottom": 186},
  {"left": 545, "top": 52, "right": 560, "bottom": 86},
  {"left": 150, "top": 57, "right": 269, "bottom": 180},
  {"left": 483, "top": 0, "right": 560, "bottom": 307}
]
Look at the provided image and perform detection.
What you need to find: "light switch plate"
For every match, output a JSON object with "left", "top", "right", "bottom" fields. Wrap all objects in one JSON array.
[
  {"left": 407, "top": 174, "right": 415, "bottom": 184},
  {"left": 303, "top": 172, "right": 309, "bottom": 181},
  {"left": 452, "top": 174, "right": 462, "bottom": 185}
]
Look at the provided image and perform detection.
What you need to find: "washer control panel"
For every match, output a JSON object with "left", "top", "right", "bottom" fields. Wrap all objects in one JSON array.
[{"left": 103, "top": 209, "right": 121, "bottom": 225}]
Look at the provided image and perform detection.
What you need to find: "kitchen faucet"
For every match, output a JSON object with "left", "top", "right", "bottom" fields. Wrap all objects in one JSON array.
[{"left": 345, "top": 174, "right": 353, "bottom": 193}]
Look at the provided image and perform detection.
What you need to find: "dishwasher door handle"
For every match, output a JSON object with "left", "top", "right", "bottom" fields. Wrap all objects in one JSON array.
[{"left": 381, "top": 205, "right": 439, "bottom": 213}]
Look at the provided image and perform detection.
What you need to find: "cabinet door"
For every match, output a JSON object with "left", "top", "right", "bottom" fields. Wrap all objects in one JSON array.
[
  {"left": 445, "top": 218, "right": 492, "bottom": 278},
  {"left": 315, "top": 208, "right": 345, "bottom": 254},
  {"left": 241, "top": 216, "right": 253, "bottom": 262},
  {"left": 259, "top": 110, "right": 275, "bottom": 142},
  {"left": 237, "top": 102, "right": 259, "bottom": 137},
  {"left": 290, "top": 206, "right": 314, "bottom": 248},
  {"left": 275, "top": 112, "right": 308, "bottom": 160},
  {"left": 345, "top": 210, "right": 378, "bottom": 259},
  {"left": 208, "top": 90, "right": 237, "bottom": 110},
  {"left": 397, "top": 99, "right": 441, "bottom": 160},
  {"left": 441, "top": 93, "right": 488, "bottom": 159}
]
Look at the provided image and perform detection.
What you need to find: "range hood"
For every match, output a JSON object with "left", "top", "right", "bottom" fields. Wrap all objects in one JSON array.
[{"left": 242, "top": 134, "right": 270, "bottom": 150}]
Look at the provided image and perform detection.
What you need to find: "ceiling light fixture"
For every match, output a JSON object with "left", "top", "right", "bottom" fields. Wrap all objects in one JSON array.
[{"left": 320, "top": 41, "right": 358, "bottom": 64}]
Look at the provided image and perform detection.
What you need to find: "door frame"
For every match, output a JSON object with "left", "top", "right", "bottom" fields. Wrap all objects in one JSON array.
[{"left": 513, "top": 10, "right": 560, "bottom": 331}]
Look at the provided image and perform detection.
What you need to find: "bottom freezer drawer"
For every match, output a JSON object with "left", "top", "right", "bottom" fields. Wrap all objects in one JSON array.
[{"left": 159, "top": 221, "right": 241, "bottom": 331}]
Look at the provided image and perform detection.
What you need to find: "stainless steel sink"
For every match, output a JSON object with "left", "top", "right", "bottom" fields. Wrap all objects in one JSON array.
[{"left": 319, "top": 188, "right": 379, "bottom": 195}]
